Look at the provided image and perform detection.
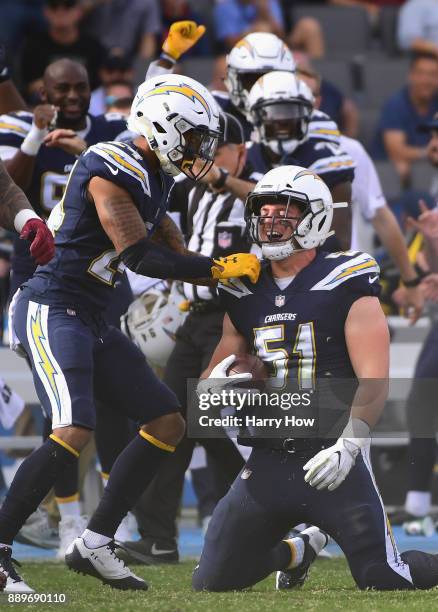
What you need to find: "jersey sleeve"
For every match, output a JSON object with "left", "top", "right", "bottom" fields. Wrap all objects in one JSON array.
[
  {"left": 0, "top": 112, "right": 32, "bottom": 160},
  {"left": 310, "top": 251, "right": 381, "bottom": 317},
  {"left": 283, "top": 137, "right": 355, "bottom": 189},
  {"left": 217, "top": 276, "right": 254, "bottom": 333},
  {"left": 308, "top": 110, "right": 341, "bottom": 146},
  {"left": 82, "top": 141, "right": 151, "bottom": 207}
]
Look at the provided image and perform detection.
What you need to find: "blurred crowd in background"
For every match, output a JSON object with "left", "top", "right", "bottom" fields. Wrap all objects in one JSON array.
[
  {"left": 1, "top": 0, "right": 438, "bottom": 319},
  {"left": 2, "top": 0, "right": 438, "bottom": 536}
]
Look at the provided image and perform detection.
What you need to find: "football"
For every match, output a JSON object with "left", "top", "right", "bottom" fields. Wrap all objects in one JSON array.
[{"left": 226, "top": 353, "right": 268, "bottom": 384}]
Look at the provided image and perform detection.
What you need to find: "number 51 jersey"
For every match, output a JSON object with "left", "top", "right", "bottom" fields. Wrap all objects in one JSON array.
[
  {"left": 218, "top": 250, "right": 381, "bottom": 386},
  {"left": 24, "top": 140, "right": 173, "bottom": 313}
]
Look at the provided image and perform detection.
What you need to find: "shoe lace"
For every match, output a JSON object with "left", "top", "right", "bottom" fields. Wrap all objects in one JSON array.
[
  {"left": 107, "top": 541, "right": 126, "bottom": 568},
  {"left": 0, "top": 549, "right": 22, "bottom": 582}
]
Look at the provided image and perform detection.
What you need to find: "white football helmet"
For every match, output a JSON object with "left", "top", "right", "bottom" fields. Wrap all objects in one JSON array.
[
  {"left": 225, "top": 33, "right": 296, "bottom": 113},
  {"left": 128, "top": 74, "right": 221, "bottom": 179},
  {"left": 248, "top": 71, "right": 314, "bottom": 156},
  {"left": 245, "top": 165, "right": 348, "bottom": 260},
  {"left": 120, "top": 283, "right": 188, "bottom": 368}
]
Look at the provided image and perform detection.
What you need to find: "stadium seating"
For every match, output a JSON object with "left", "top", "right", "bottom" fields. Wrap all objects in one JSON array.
[
  {"left": 361, "top": 58, "right": 410, "bottom": 109},
  {"left": 179, "top": 58, "right": 216, "bottom": 87},
  {"left": 410, "top": 161, "right": 437, "bottom": 193},
  {"left": 379, "top": 5, "right": 401, "bottom": 57},
  {"left": 314, "top": 59, "right": 354, "bottom": 97},
  {"left": 357, "top": 107, "right": 380, "bottom": 152},
  {"left": 374, "top": 160, "right": 402, "bottom": 199},
  {"left": 291, "top": 5, "right": 371, "bottom": 58}
]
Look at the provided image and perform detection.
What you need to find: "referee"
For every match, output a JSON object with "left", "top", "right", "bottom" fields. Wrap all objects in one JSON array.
[{"left": 117, "top": 112, "right": 261, "bottom": 565}]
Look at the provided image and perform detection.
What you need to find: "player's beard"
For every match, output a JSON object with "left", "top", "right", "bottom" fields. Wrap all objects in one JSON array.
[{"left": 56, "top": 109, "right": 88, "bottom": 130}]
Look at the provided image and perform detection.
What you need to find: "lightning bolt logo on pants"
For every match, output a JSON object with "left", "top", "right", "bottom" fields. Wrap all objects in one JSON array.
[{"left": 30, "top": 304, "right": 61, "bottom": 418}]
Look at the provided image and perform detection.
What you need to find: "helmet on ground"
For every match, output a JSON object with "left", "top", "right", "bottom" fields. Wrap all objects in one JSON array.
[{"left": 120, "top": 283, "right": 188, "bottom": 368}]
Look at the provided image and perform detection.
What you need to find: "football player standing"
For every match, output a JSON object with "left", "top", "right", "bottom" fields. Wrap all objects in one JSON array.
[{"left": 0, "top": 74, "right": 259, "bottom": 592}]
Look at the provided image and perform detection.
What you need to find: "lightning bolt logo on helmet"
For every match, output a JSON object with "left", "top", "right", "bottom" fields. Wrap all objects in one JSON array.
[
  {"left": 142, "top": 84, "right": 212, "bottom": 120},
  {"left": 127, "top": 74, "right": 220, "bottom": 181}
]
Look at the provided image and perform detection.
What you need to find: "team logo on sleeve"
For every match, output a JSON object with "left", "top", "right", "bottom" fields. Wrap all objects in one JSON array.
[
  {"left": 218, "top": 278, "right": 253, "bottom": 299},
  {"left": 311, "top": 253, "right": 379, "bottom": 291}
]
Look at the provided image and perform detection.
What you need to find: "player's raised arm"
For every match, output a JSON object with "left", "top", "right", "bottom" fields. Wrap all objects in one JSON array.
[
  {"left": 0, "top": 159, "right": 54, "bottom": 264},
  {"left": 89, "top": 176, "right": 260, "bottom": 284},
  {"left": 146, "top": 21, "right": 206, "bottom": 79}
]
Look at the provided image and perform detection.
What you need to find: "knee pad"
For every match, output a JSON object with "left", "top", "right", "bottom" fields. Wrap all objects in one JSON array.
[
  {"left": 401, "top": 550, "right": 438, "bottom": 589},
  {"left": 359, "top": 562, "right": 414, "bottom": 591}
]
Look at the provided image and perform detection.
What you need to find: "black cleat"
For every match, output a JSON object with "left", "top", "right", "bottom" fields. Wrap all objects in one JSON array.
[
  {"left": 115, "top": 537, "right": 179, "bottom": 566},
  {"left": 276, "top": 527, "right": 329, "bottom": 590},
  {"left": 65, "top": 537, "right": 148, "bottom": 590},
  {"left": 0, "top": 546, "right": 34, "bottom": 593}
]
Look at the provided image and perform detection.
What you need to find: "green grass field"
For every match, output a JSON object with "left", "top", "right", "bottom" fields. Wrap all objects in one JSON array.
[{"left": 3, "top": 559, "right": 438, "bottom": 612}]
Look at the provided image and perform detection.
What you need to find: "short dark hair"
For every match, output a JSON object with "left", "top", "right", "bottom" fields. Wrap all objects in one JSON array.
[{"left": 410, "top": 51, "right": 438, "bottom": 68}]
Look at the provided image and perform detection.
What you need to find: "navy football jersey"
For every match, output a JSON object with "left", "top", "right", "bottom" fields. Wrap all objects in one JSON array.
[
  {"left": 218, "top": 250, "right": 380, "bottom": 383},
  {"left": 247, "top": 118, "right": 355, "bottom": 190},
  {"left": 0, "top": 111, "right": 127, "bottom": 274},
  {"left": 24, "top": 140, "right": 173, "bottom": 312}
]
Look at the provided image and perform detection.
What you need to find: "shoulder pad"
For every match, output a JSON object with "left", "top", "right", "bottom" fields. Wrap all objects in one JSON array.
[
  {"left": 307, "top": 139, "right": 356, "bottom": 176},
  {"left": 218, "top": 277, "right": 254, "bottom": 299},
  {"left": 0, "top": 112, "right": 32, "bottom": 138},
  {"left": 308, "top": 110, "right": 341, "bottom": 144},
  {"left": 212, "top": 90, "right": 230, "bottom": 100},
  {"left": 310, "top": 252, "right": 380, "bottom": 291},
  {"left": 103, "top": 112, "right": 127, "bottom": 122},
  {"left": 84, "top": 141, "right": 151, "bottom": 196}
]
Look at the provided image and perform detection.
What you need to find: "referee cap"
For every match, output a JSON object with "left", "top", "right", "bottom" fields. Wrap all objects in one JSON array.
[{"left": 219, "top": 112, "right": 245, "bottom": 146}]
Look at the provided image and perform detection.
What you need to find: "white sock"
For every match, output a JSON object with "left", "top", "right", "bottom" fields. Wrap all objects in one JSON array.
[
  {"left": 57, "top": 499, "right": 81, "bottom": 520},
  {"left": 301, "top": 526, "right": 328, "bottom": 555},
  {"left": 284, "top": 537, "right": 305, "bottom": 568},
  {"left": 82, "top": 529, "right": 111, "bottom": 549},
  {"left": 405, "top": 491, "right": 431, "bottom": 517}
]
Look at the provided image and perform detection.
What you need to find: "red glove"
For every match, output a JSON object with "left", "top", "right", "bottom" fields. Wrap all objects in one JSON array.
[{"left": 20, "top": 218, "right": 55, "bottom": 265}]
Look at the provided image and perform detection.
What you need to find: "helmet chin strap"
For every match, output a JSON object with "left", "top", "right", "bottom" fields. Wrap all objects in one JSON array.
[
  {"left": 156, "top": 150, "right": 181, "bottom": 176},
  {"left": 262, "top": 240, "right": 300, "bottom": 260}
]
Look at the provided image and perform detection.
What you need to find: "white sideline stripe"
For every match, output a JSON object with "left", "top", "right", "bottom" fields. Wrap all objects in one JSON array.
[{"left": 361, "top": 446, "right": 413, "bottom": 584}]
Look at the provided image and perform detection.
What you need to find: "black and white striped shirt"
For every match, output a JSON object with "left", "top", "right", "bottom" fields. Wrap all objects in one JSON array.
[{"left": 169, "top": 165, "right": 260, "bottom": 302}]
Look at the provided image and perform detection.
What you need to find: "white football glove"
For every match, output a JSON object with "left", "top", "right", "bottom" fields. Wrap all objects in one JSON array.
[
  {"left": 197, "top": 354, "right": 253, "bottom": 396},
  {"left": 303, "top": 418, "right": 371, "bottom": 492}
]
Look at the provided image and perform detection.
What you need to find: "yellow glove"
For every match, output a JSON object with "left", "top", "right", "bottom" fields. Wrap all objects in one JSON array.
[
  {"left": 162, "top": 21, "right": 206, "bottom": 60},
  {"left": 211, "top": 254, "right": 261, "bottom": 284},
  {"left": 179, "top": 299, "right": 191, "bottom": 312}
]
